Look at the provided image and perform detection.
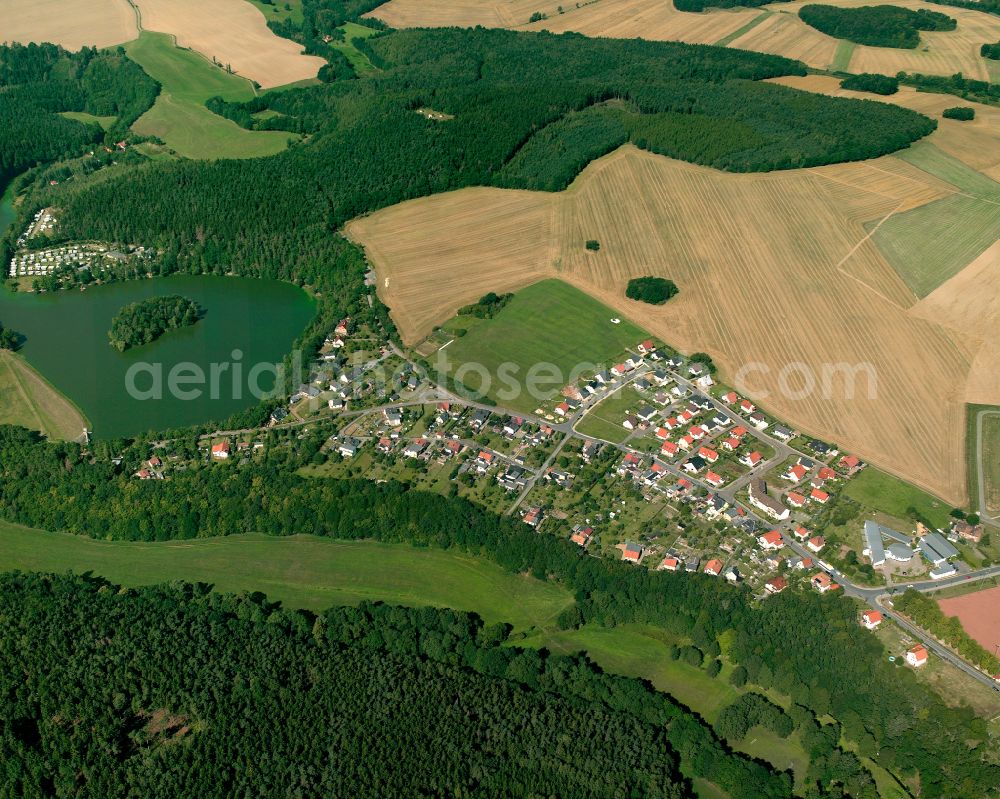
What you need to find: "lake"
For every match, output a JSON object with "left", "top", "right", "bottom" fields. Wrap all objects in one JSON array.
[{"left": 0, "top": 275, "right": 315, "bottom": 438}]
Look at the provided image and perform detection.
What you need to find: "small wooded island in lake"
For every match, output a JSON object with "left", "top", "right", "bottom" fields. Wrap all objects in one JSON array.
[{"left": 108, "top": 295, "right": 203, "bottom": 351}]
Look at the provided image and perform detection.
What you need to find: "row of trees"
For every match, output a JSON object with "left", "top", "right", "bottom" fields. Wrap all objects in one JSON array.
[
  {"left": 895, "top": 589, "right": 1000, "bottom": 672},
  {"left": 841, "top": 73, "right": 899, "bottom": 95},
  {"left": 0, "top": 424, "right": 995, "bottom": 795},
  {"left": 107, "top": 295, "right": 202, "bottom": 351},
  {"left": 799, "top": 5, "right": 956, "bottom": 48}
]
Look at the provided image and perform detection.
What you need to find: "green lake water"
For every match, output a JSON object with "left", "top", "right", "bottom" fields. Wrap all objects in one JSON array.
[{"left": 0, "top": 275, "right": 315, "bottom": 438}]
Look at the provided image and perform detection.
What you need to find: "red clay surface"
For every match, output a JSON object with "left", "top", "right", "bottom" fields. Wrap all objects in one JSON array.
[{"left": 938, "top": 585, "right": 1000, "bottom": 651}]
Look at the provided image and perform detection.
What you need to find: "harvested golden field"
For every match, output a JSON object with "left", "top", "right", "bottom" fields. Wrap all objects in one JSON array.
[
  {"left": 368, "top": 0, "right": 561, "bottom": 28},
  {"left": 347, "top": 145, "right": 1000, "bottom": 504},
  {"left": 133, "top": 0, "right": 325, "bottom": 88},
  {"left": 910, "top": 241, "right": 1000, "bottom": 408},
  {"left": 724, "top": 8, "right": 838, "bottom": 66},
  {"left": 1, "top": 0, "right": 138, "bottom": 49}
]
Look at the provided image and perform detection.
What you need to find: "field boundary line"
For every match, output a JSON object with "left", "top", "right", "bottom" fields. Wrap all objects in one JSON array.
[{"left": 832, "top": 200, "right": 914, "bottom": 309}]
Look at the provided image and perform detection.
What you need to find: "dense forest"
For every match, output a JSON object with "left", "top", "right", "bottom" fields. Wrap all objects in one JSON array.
[
  {"left": 982, "top": 41, "right": 1000, "bottom": 59},
  {"left": 626, "top": 276, "right": 679, "bottom": 304},
  {"left": 0, "top": 573, "right": 697, "bottom": 798},
  {"left": 943, "top": 105, "right": 976, "bottom": 119},
  {"left": 0, "top": 425, "right": 994, "bottom": 797},
  {"left": 0, "top": 42, "right": 157, "bottom": 185},
  {"left": 674, "top": 0, "right": 785, "bottom": 11},
  {"left": 799, "top": 4, "right": 956, "bottom": 48},
  {"left": 926, "top": 0, "right": 1000, "bottom": 18},
  {"left": 898, "top": 71, "right": 1000, "bottom": 104},
  {"left": 107, "top": 295, "right": 202, "bottom": 351},
  {"left": 840, "top": 73, "right": 899, "bottom": 95}
]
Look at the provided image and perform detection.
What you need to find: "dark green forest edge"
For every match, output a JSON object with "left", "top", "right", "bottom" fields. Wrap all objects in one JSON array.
[
  {"left": 799, "top": 5, "right": 956, "bottom": 49},
  {"left": 0, "top": 425, "right": 995, "bottom": 797},
  {"left": 674, "top": 0, "right": 785, "bottom": 12},
  {"left": 0, "top": 4, "right": 991, "bottom": 797},
  {"left": 107, "top": 295, "right": 202, "bottom": 351}
]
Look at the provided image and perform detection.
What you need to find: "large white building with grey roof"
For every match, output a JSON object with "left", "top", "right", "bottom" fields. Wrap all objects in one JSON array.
[
  {"left": 919, "top": 532, "right": 959, "bottom": 566},
  {"left": 863, "top": 520, "right": 912, "bottom": 567}
]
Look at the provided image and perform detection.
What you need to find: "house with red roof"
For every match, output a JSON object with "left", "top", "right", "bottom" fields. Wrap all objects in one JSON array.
[
  {"left": 722, "top": 436, "right": 742, "bottom": 451},
  {"left": 794, "top": 525, "right": 810, "bottom": 540},
  {"left": 817, "top": 466, "right": 836, "bottom": 481},
  {"left": 658, "top": 556, "right": 681, "bottom": 572},
  {"left": 731, "top": 425, "right": 748, "bottom": 438},
  {"left": 689, "top": 425, "right": 706, "bottom": 440},
  {"left": 554, "top": 402, "right": 570, "bottom": 417},
  {"left": 862, "top": 610, "right": 883, "bottom": 630},
  {"left": 570, "top": 525, "right": 593, "bottom": 546},
  {"left": 740, "top": 399, "right": 756, "bottom": 414},
  {"left": 722, "top": 391, "right": 737, "bottom": 404},
  {"left": 839, "top": 455, "right": 862, "bottom": 473},
  {"left": 661, "top": 440, "right": 679, "bottom": 457},
  {"left": 807, "top": 536, "right": 826, "bottom": 553},
  {"left": 678, "top": 434, "right": 695, "bottom": 451},
  {"left": 740, "top": 451, "right": 762, "bottom": 468},
  {"left": 698, "top": 446, "right": 719, "bottom": 463},
  {"left": 703, "top": 559, "right": 724, "bottom": 576},
  {"left": 621, "top": 541, "right": 644, "bottom": 563},
  {"left": 637, "top": 339, "right": 656, "bottom": 354},
  {"left": 135, "top": 468, "right": 151, "bottom": 480},
  {"left": 522, "top": 506, "right": 544, "bottom": 528},
  {"left": 811, "top": 572, "right": 835, "bottom": 593},
  {"left": 784, "top": 463, "right": 807, "bottom": 482},
  {"left": 765, "top": 576, "right": 788, "bottom": 594},
  {"left": 211, "top": 440, "right": 230, "bottom": 459},
  {"left": 705, "top": 471, "right": 724, "bottom": 487},
  {"left": 906, "top": 644, "right": 928, "bottom": 667},
  {"left": 758, "top": 530, "right": 783, "bottom": 550},
  {"left": 787, "top": 492, "right": 807, "bottom": 508},
  {"left": 811, "top": 488, "right": 830, "bottom": 504},
  {"left": 655, "top": 427, "right": 670, "bottom": 440}
]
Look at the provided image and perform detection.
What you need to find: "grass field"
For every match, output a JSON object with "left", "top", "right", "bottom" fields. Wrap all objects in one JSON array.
[
  {"left": 134, "top": 0, "right": 324, "bottom": 88},
  {"left": 713, "top": 11, "right": 772, "bottom": 46},
  {"left": 0, "top": 521, "right": 572, "bottom": 629},
  {"left": 0, "top": 351, "right": 88, "bottom": 441},
  {"left": 983, "top": 412, "right": 1000, "bottom": 515},
  {"left": 349, "top": 144, "right": 987, "bottom": 504},
  {"left": 830, "top": 40, "right": 855, "bottom": 71},
  {"left": 330, "top": 22, "right": 380, "bottom": 74},
  {"left": 844, "top": 467, "right": 953, "bottom": 527},
  {"left": 57, "top": 111, "right": 117, "bottom": 130},
  {"left": 2, "top": 0, "right": 137, "bottom": 49},
  {"left": 125, "top": 32, "right": 298, "bottom": 159},
  {"left": 872, "top": 143, "right": 1000, "bottom": 297},
  {"left": 438, "top": 279, "right": 646, "bottom": 411},
  {"left": 575, "top": 386, "right": 643, "bottom": 443}
]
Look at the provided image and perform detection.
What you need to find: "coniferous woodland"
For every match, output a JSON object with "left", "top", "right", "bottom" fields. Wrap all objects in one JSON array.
[
  {"left": 0, "top": 43, "right": 157, "bottom": 185},
  {"left": 107, "top": 295, "right": 202, "bottom": 351},
  {"left": 0, "top": 425, "right": 995, "bottom": 797},
  {"left": 798, "top": 5, "right": 956, "bottom": 48},
  {"left": 0, "top": 573, "right": 694, "bottom": 799}
]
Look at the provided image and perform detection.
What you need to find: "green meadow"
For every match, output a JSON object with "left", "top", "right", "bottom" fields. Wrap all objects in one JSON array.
[
  {"left": 873, "top": 143, "right": 1000, "bottom": 297},
  {"left": 330, "top": 22, "right": 380, "bottom": 75},
  {"left": 58, "top": 111, "right": 117, "bottom": 130},
  {"left": 125, "top": 32, "right": 297, "bottom": 159},
  {"left": 575, "top": 386, "right": 644, "bottom": 443},
  {"left": 844, "top": 466, "right": 952, "bottom": 527},
  {"left": 0, "top": 521, "right": 571, "bottom": 630},
  {"left": 441, "top": 279, "right": 647, "bottom": 412}
]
